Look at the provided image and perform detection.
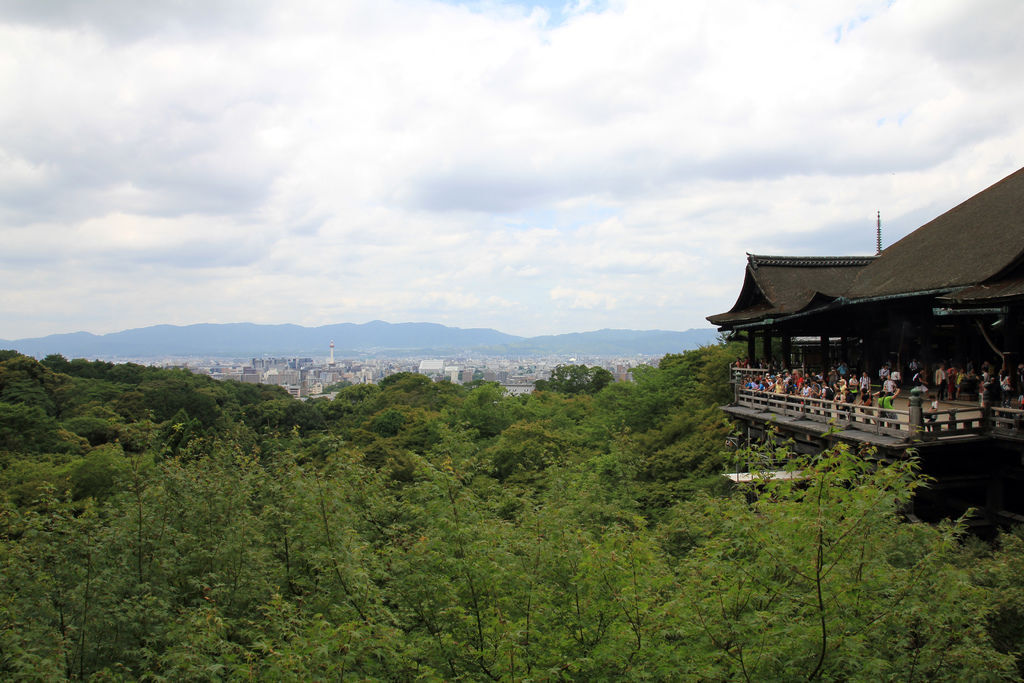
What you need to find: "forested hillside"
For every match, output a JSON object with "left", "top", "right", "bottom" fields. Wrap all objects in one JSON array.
[{"left": 1, "top": 345, "right": 1022, "bottom": 680}]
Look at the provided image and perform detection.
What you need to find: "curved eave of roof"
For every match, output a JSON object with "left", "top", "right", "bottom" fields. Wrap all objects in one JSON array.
[
  {"left": 707, "top": 255, "right": 874, "bottom": 328},
  {"left": 937, "top": 278, "right": 1024, "bottom": 304},
  {"left": 713, "top": 285, "right": 972, "bottom": 329},
  {"left": 707, "top": 303, "right": 775, "bottom": 326},
  {"left": 707, "top": 291, "right": 844, "bottom": 328}
]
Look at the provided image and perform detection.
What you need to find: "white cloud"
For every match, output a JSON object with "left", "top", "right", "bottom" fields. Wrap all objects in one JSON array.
[
  {"left": 550, "top": 286, "right": 618, "bottom": 310},
  {"left": 0, "top": 0, "right": 1022, "bottom": 340}
]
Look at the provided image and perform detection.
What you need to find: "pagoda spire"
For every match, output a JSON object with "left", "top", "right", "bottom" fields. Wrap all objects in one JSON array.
[{"left": 876, "top": 211, "right": 882, "bottom": 254}]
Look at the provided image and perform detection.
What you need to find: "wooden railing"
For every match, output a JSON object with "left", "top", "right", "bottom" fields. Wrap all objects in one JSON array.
[
  {"left": 734, "top": 387, "right": 989, "bottom": 442},
  {"left": 730, "top": 365, "right": 771, "bottom": 383},
  {"left": 919, "top": 406, "right": 987, "bottom": 439},
  {"left": 989, "top": 406, "right": 1024, "bottom": 439}
]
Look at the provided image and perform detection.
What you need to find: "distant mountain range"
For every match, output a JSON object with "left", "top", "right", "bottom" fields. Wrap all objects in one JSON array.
[{"left": 0, "top": 321, "right": 720, "bottom": 359}]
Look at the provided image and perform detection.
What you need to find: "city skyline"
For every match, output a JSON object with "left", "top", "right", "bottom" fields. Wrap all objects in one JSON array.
[
  {"left": 1, "top": 0, "right": 1022, "bottom": 339},
  {"left": 0, "top": 320, "right": 718, "bottom": 362}
]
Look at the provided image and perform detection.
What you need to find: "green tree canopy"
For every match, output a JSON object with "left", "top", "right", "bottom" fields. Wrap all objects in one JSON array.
[{"left": 535, "top": 363, "right": 613, "bottom": 395}]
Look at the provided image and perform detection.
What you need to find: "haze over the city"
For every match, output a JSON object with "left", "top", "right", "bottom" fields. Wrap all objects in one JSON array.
[{"left": 1, "top": 0, "right": 1022, "bottom": 341}]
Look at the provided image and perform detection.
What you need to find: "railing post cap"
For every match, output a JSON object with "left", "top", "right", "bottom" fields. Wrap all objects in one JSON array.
[{"left": 909, "top": 386, "right": 923, "bottom": 407}]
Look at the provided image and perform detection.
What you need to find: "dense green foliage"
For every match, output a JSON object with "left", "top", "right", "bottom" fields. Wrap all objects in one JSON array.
[
  {"left": 1, "top": 346, "right": 1022, "bottom": 679},
  {"left": 534, "top": 364, "right": 613, "bottom": 395}
]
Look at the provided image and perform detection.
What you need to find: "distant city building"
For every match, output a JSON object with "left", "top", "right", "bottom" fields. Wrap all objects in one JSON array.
[
  {"left": 264, "top": 368, "right": 301, "bottom": 385},
  {"left": 502, "top": 383, "right": 534, "bottom": 397},
  {"left": 418, "top": 359, "right": 445, "bottom": 377},
  {"left": 197, "top": 350, "right": 649, "bottom": 399}
]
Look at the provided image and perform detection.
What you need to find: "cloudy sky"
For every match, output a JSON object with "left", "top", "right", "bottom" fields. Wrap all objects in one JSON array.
[{"left": 1, "top": 0, "right": 1022, "bottom": 340}]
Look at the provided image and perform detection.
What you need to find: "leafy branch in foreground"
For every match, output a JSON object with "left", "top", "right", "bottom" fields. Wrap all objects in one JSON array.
[{"left": 661, "top": 442, "right": 1016, "bottom": 681}]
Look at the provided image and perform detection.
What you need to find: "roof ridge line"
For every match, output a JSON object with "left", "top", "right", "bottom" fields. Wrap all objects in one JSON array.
[{"left": 747, "top": 254, "right": 877, "bottom": 269}]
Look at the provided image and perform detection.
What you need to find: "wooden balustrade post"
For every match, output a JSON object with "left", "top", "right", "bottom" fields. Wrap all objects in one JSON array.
[{"left": 908, "top": 387, "right": 924, "bottom": 437}]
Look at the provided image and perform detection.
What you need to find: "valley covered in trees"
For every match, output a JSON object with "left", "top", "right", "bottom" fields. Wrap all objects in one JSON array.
[{"left": 1, "top": 344, "right": 1023, "bottom": 680}]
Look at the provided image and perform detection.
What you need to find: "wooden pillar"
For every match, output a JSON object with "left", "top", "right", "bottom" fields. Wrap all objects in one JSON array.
[
  {"left": 781, "top": 334, "right": 791, "bottom": 369},
  {"left": 887, "top": 309, "right": 902, "bottom": 371},
  {"left": 919, "top": 317, "right": 933, "bottom": 367},
  {"left": 761, "top": 327, "right": 772, "bottom": 366},
  {"left": 954, "top": 318, "right": 967, "bottom": 368},
  {"left": 864, "top": 330, "right": 880, "bottom": 379},
  {"left": 746, "top": 332, "right": 756, "bottom": 363},
  {"left": 1003, "top": 306, "right": 1018, "bottom": 381},
  {"left": 819, "top": 335, "right": 830, "bottom": 372},
  {"left": 969, "top": 322, "right": 982, "bottom": 371},
  {"left": 874, "top": 334, "right": 884, "bottom": 378}
]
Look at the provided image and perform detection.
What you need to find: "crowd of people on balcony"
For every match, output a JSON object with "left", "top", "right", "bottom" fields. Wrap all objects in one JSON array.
[{"left": 733, "top": 356, "right": 1024, "bottom": 412}]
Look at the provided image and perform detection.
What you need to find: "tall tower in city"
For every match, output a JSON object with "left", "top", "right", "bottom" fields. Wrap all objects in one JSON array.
[{"left": 329, "top": 339, "right": 335, "bottom": 366}]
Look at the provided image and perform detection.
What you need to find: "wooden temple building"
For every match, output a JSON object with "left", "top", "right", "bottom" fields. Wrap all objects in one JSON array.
[{"left": 708, "top": 166, "right": 1024, "bottom": 526}]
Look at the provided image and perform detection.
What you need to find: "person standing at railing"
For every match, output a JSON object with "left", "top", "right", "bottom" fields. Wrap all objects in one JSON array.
[
  {"left": 834, "top": 380, "right": 849, "bottom": 420},
  {"left": 946, "top": 366, "right": 959, "bottom": 401},
  {"left": 1015, "top": 364, "right": 1024, "bottom": 409},
  {"left": 845, "top": 378, "right": 860, "bottom": 423},
  {"left": 858, "top": 388, "right": 873, "bottom": 407},
  {"left": 935, "top": 364, "right": 947, "bottom": 401},
  {"left": 989, "top": 372, "right": 1002, "bottom": 408},
  {"left": 912, "top": 368, "right": 929, "bottom": 397},
  {"left": 857, "top": 388, "right": 874, "bottom": 425},
  {"left": 847, "top": 378, "right": 859, "bottom": 405},
  {"left": 1000, "top": 372, "right": 1012, "bottom": 408},
  {"left": 859, "top": 371, "right": 871, "bottom": 397},
  {"left": 975, "top": 365, "right": 995, "bottom": 408},
  {"left": 981, "top": 374, "right": 995, "bottom": 409},
  {"left": 925, "top": 399, "right": 939, "bottom": 431},
  {"left": 877, "top": 390, "right": 897, "bottom": 427}
]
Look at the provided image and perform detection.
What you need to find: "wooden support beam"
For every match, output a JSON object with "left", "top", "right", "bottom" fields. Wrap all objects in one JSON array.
[{"left": 1003, "top": 305, "right": 1018, "bottom": 381}]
